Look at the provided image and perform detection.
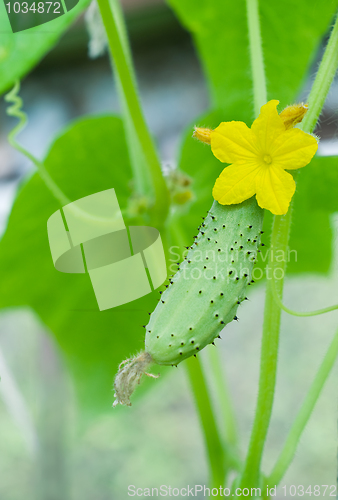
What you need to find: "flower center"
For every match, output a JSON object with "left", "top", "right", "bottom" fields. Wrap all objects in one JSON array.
[{"left": 263, "top": 154, "right": 272, "bottom": 165}]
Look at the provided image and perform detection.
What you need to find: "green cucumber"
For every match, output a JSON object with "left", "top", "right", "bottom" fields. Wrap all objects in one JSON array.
[{"left": 114, "top": 197, "right": 264, "bottom": 406}]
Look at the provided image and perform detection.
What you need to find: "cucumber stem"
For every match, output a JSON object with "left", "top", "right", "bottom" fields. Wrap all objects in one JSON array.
[
  {"left": 240, "top": 209, "right": 292, "bottom": 489},
  {"left": 301, "top": 13, "right": 338, "bottom": 134},
  {"left": 239, "top": 0, "right": 270, "bottom": 488},
  {"left": 246, "top": 0, "right": 267, "bottom": 117},
  {"left": 185, "top": 356, "right": 226, "bottom": 489},
  {"left": 96, "top": 0, "right": 170, "bottom": 227},
  {"left": 208, "top": 347, "right": 239, "bottom": 447},
  {"left": 240, "top": 11, "right": 338, "bottom": 491}
]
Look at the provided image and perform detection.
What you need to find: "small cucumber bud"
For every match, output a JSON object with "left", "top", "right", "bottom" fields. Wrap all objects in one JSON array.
[
  {"left": 193, "top": 126, "right": 212, "bottom": 144},
  {"left": 279, "top": 102, "right": 308, "bottom": 129}
]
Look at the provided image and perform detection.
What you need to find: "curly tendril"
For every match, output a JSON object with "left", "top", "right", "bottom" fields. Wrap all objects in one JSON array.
[
  {"left": 5, "top": 80, "right": 28, "bottom": 145},
  {"left": 5, "top": 81, "right": 69, "bottom": 206}
]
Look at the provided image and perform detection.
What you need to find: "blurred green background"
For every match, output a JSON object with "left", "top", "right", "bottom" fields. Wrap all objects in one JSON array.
[{"left": 0, "top": 0, "right": 337, "bottom": 498}]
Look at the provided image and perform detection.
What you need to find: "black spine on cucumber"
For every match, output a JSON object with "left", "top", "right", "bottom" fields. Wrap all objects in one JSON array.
[{"left": 113, "top": 198, "right": 264, "bottom": 406}]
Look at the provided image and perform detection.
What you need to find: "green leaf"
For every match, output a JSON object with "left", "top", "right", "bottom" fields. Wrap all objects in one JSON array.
[
  {"left": 0, "top": 116, "right": 166, "bottom": 420},
  {"left": 257, "top": 156, "right": 338, "bottom": 276},
  {"left": 287, "top": 156, "right": 338, "bottom": 275},
  {"left": 0, "top": 0, "right": 89, "bottom": 95},
  {"left": 166, "top": 0, "right": 338, "bottom": 121}
]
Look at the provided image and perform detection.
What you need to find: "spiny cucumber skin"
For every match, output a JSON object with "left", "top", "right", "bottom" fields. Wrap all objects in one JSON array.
[{"left": 145, "top": 198, "right": 264, "bottom": 366}]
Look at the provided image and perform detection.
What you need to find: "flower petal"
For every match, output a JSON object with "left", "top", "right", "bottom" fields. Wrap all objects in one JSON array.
[
  {"left": 270, "top": 128, "right": 318, "bottom": 170},
  {"left": 212, "top": 161, "right": 261, "bottom": 205},
  {"left": 251, "top": 100, "right": 285, "bottom": 152},
  {"left": 255, "top": 165, "right": 296, "bottom": 215},
  {"left": 210, "top": 121, "right": 258, "bottom": 164}
]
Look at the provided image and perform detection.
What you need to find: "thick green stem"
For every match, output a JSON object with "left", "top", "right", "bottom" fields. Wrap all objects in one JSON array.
[
  {"left": 96, "top": 0, "right": 170, "bottom": 227},
  {"left": 239, "top": 7, "right": 338, "bottom": 494},
  {"left": 268, "top": 327, "right": 338, "bottom": 486},
  {"left": 261, "top": 12, "right": 338, "bottom": 485},
  {"left": 301, "top": 13, "right": 338, "bottom": 134},
  {"left": 240, "top": 209, "right": 292, "bottom": 489},
  {"left": 246, "top": 0, "right": 267, "bottom": 116},
  {"left": 185, "top": 356, "right": 225, "bottom": 489},
  {"left": 238, "top": 0, "right": 270, "bottom": 489},
  {"left": 108, "top": 0, "right": 151, "bottom": 198}
]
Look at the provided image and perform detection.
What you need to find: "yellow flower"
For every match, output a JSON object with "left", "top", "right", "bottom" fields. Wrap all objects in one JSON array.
[{"left": 209, "top": 100, "right": 318, "bottom": 215}]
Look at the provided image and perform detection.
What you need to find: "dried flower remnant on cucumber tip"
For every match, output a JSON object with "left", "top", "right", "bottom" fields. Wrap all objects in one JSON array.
[{"left": 113, "top": 352, "right": 158, "bottom": 407}]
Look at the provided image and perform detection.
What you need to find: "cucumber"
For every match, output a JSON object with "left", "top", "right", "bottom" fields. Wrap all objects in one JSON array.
[
  {"left": 146, "top": 197, "right": 264, "bottom": 364},
  {"left": 114, "top": 197, "right": 264, "bottom": 406}
]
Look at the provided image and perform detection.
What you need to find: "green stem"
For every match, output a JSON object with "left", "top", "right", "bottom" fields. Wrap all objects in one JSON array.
[
  {"left": 109, "top": 0, "right": 150, "bottom": 198},
  {"left": 268, "top": 327, "right": 338, "bottom": 486},
  {"left": 240, "top": 209, "right": 292, "bottom": 489},
  {"left": 240, "top": 10, "right": 338, "bottom": 492},
  {"left": 239, "top": 0, "right": 271, "bottom": 489},
  {"left": 301, "top": 13, "right": 338, "bottom": 134},
  {"left": 96, "top": 0, "right": 170, "bottom": 227},
  {"left": 208, "top": 347, "right": 238, "bottom": 447},
  {"left": 246, "top": 0, "right": 267, "bottom": 116},
  {"left": 185, "top": 356, "right": 225, "bottom": 489}
]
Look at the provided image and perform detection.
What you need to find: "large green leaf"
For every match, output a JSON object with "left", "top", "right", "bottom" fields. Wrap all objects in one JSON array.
[
  {"left": 167, "top": 0, "right": 338, "bottom": 121},
  {"left": 172, "top": 114, "right": 338, "bottom": 277},
  {"left": 287, "top": 156, "right": 338, "bottom": 275},
  {"left": 0, "top": 116, "right": 167, "bottom": 419},
  {"left": 0, "top": 0, "right": 89, "bottom": 95}
]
